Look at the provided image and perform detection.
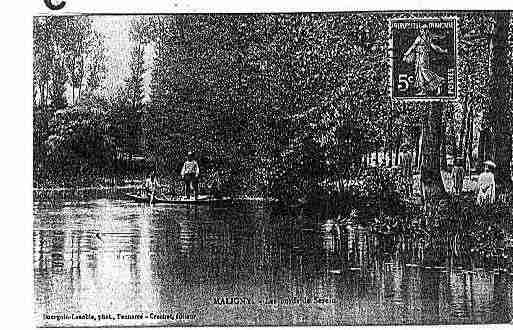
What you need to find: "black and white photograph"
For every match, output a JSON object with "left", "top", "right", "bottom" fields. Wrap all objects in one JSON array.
[{"left": 31, "top": 8, "right": 513, "bottom": 327}]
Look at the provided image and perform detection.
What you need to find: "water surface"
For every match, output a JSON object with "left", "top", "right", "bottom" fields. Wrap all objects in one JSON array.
[{"left": 33, "top": 197, "right": 513, "bottom": 326}]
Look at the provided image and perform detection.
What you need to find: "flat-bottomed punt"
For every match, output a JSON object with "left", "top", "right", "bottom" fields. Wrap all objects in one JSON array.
[{"left": 125, "top": 193, "right": 233, "bottom": 205}]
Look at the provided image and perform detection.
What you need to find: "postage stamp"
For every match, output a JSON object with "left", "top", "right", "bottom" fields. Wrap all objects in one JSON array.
[{"left": 390, "top": 17, "right": 458, "bottom": 100}]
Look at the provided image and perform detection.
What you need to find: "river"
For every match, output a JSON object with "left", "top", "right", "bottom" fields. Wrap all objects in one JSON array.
[{"left": 33, "top": 194, "right": 513, "bottom": 326}]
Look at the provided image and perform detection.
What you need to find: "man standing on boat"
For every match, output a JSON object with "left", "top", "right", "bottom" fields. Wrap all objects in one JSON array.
[{"left": 181, "top": 151, "right": 200, "bottom": 199}]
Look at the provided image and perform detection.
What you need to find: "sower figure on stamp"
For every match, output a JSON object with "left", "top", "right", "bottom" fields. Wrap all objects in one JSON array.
[
  {"left": 403, "top": 24, "right": 448, "bottom": 96},
  {"left": 181, "top": 151, "right": 200, "bottom": 199}
]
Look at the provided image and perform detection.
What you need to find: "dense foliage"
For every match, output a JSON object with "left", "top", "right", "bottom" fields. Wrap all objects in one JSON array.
[
  {"left": 33, "top": 16, "right": 147, "bottom": 187},
  {"left": 34, "top": 13, "right": 512, "bottom": 201}
]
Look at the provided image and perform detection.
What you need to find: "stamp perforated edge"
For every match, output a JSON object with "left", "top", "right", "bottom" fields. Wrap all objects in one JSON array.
[{"left": 388, "top": 15, "right": 459, "bottom": 102}]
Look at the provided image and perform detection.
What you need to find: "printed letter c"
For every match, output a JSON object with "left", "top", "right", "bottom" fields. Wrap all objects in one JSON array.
[{"left": 44, "top": 0, "right": 66, "bottom": 10}]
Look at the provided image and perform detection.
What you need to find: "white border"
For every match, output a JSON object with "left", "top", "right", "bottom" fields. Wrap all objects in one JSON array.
[{"left": 3, "top": 2, "right": 513, "bottom": 330}]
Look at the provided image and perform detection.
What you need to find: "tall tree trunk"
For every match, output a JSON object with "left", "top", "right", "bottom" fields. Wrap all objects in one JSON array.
[
  {"left": 482, "top": 12, "right": 512, "bottom": 190},
  {"left": 459, "top": 94, "right": 470, "bottom": 158},
  {"left": 388, "top": 143, "right": 393, "bottom": 167},
  {"left": 395, "top": 134, "right": 401, "bottom": 165},
  {"left": 448, "top": 104, "right": 457, "bottom": 158},
  {"left": 415, "top": 125, "right": 422, "bottom": 170},
  {"left": 382, "top": 137, "right": 387, "bottom": 167},
  {"left": 42, "top": 82, "right": 48, "bottom": 109},
  {"left": 78, "top": 54, "right": 85, "bottom": 102},
  {"left": 39, "top": 84, "right": 44, "bottom": 109},
  {"left": 45, "top": 82, "right": 49, "bottom": 108},
  {"left": 466, "top": 101, "right": 474, "bottom": 171},
  {"left": 415, "top": 135, "right": 420, "bottom": 171},
  {"left": 420, "top": 102, "right": 446, "bottom": 201},
  {"left": 33, "top": 84, "right": 38, "bottom": 107},
  {"left": 72, "top": 55, "right": 76, "bottom": 105},
  {"left": 387, "top": 109, "right": 393, "bottom": 167},
  {"left": 440, "top": 107, "right": 448, "bottom": 171},
  {"left": 374, "top": 143, "right": 379, "bottom": 166},
  {"left": 477, "top": 129, "right": 488, "bottom": 171}
]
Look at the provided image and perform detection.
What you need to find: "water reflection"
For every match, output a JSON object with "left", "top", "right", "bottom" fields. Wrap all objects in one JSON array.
[{"left": 34, "top": 198, "right": 513, "bottom": 326}]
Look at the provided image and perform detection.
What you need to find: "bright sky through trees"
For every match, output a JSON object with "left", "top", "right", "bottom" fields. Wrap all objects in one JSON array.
[{"left": 92, "top": 16, "right": 153, "bottom": 101}]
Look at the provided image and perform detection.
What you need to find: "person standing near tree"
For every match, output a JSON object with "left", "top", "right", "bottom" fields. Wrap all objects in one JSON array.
[
  {"left": 451, "top": 157, "right": 464, "bottom": 196},
  {"left": 207, "top": 169, "right": 223, "bottom": 199},
  {"left": 181, "top": 151, "right": 200, "bottom": 199},
  {"left": 143, "top": 170, "right": 159, "bottom": 203},
  {"left": 476, "top": 160, "right": 496, "bottom": 206}
]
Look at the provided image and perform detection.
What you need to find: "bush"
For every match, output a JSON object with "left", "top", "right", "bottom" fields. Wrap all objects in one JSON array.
[
  {"left": 42, "top": 105, "right": 116, "bottom": 183},
  {"left": 420, "top": 196, "right": 513, "bottom": 270},
  {"left": 269, "top": 135, "right": 329, "bottom": 203},
  {"left": 351, "top": 167, "right": 406, "bottom": 216}
]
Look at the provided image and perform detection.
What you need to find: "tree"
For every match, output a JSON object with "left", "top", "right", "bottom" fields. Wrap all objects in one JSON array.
[
  {"left": 125, "top": 43, "right": 145, "bottom": 110},
  {"left": 466, "top": 98, "right": 475, "bottom": 170},
  {"left": 480, "top": 12, "right": 512, "bottom": 190},
  {"left": 137, "top": 13, "right": 411, "bottom": 198},
  {"left": 50, "top": 55, "right": 68, "bottom": 109},
  {"left": 62, "top": 16, "right": 93, "bottom": 104},
  {"left": 440, "top": 108, "right": 448, "bottom": 171},
  {"left": 34, "top": 17, "right": 55, "bottom": 109},
  {"left": 420, "top": 102, "right": 446, "bottom": 201},
  {"left": 86, "top": 30, "right": 107, "bottom": 92},
  {"left": 34, "top": 16, "right": 97, "bottom": 107},
  {"left": 447, "top": 103, "right": 457, "bottom": 159},
  {"left": 102, "top": 19, "right": 148, "bottom": 157},
  {"left": 458, "top": 13, "right": 492, "bottom": 172},
  {"left": 45, "top": 104, "right": 116, "bottom": 180}
]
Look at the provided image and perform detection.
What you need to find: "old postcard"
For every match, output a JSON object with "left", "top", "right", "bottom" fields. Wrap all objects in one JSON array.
[{"left": 32, "top": 1, "right": 513, "bottom": 327}]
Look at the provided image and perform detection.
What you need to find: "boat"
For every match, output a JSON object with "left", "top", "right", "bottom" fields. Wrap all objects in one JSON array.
[{"left": 125, "top": 193, "right": 233, "bottom": 205}]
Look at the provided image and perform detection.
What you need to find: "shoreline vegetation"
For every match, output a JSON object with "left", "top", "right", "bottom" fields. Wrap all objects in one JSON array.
[{"left": 33, "top": 168, "right": 513, "bottom": 275}]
